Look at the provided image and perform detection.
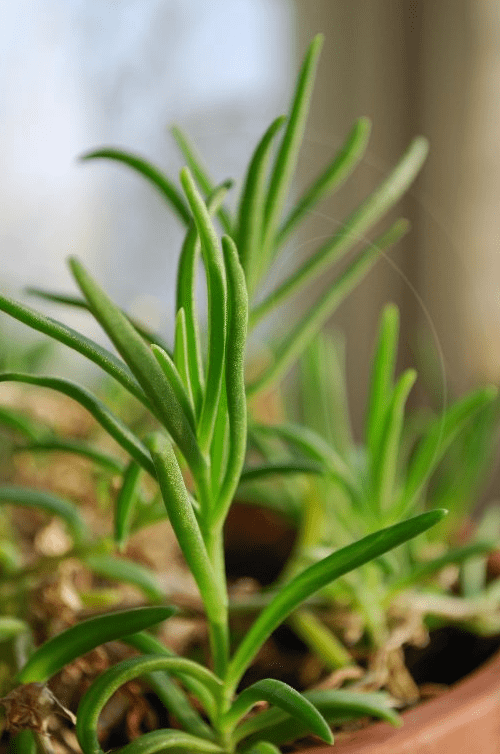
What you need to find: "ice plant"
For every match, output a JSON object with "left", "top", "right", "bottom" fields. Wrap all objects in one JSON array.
[{"left": 0, "top": 36, "right": 446, "bottom": 752}]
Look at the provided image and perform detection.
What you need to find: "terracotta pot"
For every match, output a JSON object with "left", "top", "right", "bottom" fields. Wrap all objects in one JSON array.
[{"left": 301, "top": 648, "right": 500, "bottom": 753}]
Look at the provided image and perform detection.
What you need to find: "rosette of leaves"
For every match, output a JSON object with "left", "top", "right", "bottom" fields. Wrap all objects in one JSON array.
[
  {"left": 246, "top": 303, "right": 499, "bottom": 698},
  {"left": 0, "top": 36, "right": 447, "bottom": 753}
]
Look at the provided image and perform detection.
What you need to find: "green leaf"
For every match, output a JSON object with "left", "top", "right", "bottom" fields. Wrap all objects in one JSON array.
[
  {"left": 152, "top": 343, "right": 196, "bottom": 430},
  {"left": 260, "top": 34, "right": 324, "bottom": 271},
  {"left": 84, "top": 554, "right": 164, "bottom": 603},
  {"left": 251, "top": 136, "right": 428, "bottom": 326},
  {"left": 16, "top": 606, "right": 176, "bottom": 683},
  {"left": 148, "top": 435, "right": 228, "bottom": 675},
  {"left": 240, "top": 461, "right": 323, "bottom": 484},
  {"left": 179, "top": 168, "right": 228, "bottom": 453},
  {"left": 80, "top": 147, "right": 191, "bottom": 226},
  {"left": 212, "top": 236, "right": 248, "bottom": 525},
  {"left": 248, "top": 219, "right": 410, "bottom": 396},
  {"left": 373, "top": 368, "right": 417, "bottom": 514},
  {"left": 0, "top": 372, "right": 156, "bottom": 478},
  {"left": 251, "top": 422, "right": 359, "bottom": 500},
  {"left": 124, "top": 631, "right": 215, "bottom": 739},
  {"left": 0, "top": 406, "right": 42, "bottom": 441},
  {"left": 242, "top": 743, "right": 282, "bottom": 754},
  {"left": 277, "top": 116, "right": 372, "bottom": 246},
  {"left": 171, "top": 125, "right": 233, "bottom": 234},
  {"left": 175, "top": 182, "right": 232, "bottom": 416},
  {"left": 20, "top": 438, "right": 124, "bottom": 474},
  {"left": 388, "top": 540, "right": 497, "bottom": 594},
  {"left": 225, "top": 678, "right": 332, "bottom": 744},
  {"left": 366, "top": 303, "right": 400, "bottom": 458},
  {"left": 76, "top": 655, "right": 222, "bottom": 754},
  {"left": 0, "top": 293, "right": 150, "bottom": 407},
  {"left": 225, "top": 509, "right": 446, "bottom": 691},
  {"left": 235, "top": 115, "right": 286, "bottom": 295},
  {"left": 114, "top": 461, "right": 142, "bottom": 550},
  {"left": 100, "top": 730, "right": 225, "bottom": 754},
  {"left": 0, "top": 617, "right": 30, "bottom": 642},
  {"left": 236, "top": 689, "right": 399, "bottom": 748},
  {"left": 69, "top": 257, "right": 205, "bottom": 478},
  {"left": 400, "top": 386, "right": 498, "bottom": 517},
  {"left": 0, "top": 485, "right": 88, "bottom": 544},
  {"left": 25, "top": 286, "right": 173, "bottom": 352}
]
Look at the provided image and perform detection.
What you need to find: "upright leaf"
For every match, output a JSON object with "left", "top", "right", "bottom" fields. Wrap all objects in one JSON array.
[{"left": 69, "top": 257, "right": 206, "bottom": 478}]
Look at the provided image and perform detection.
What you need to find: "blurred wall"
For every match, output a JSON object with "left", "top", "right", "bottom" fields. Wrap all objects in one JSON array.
[{"left": 292, "top": 0, "right": 500, "bottom": 429}]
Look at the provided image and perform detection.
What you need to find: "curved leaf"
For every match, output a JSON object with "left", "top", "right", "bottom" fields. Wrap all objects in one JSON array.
[
  {"left": 0, "top": 373, "right": 155, "bottom": 478},
  {"left": 69, "top": 257, "right": 205, "bottom": 478},
  {"left": 226, "top": 509, "right": 446, "bottom": 691},
  {"left": 90, "top": 729, "right": 224, "bottom": 754},
  {"left": 225, "top": 678, "right": 332, "bottom": 744},
  {"left": 16, "top": 606, "right": 176, "bottom": 684},
  {"left": 179, "top": 168, "right": 227, "bottom": 453},
  {"left": 248, "top": 219, "right": 410, "bottom": 395},
  {"left": 84, "top": 554, "right": 164, "bottom": 603},
  {"left": 276, "top": 116, "right": 372, "bottom": 246},
  {"left": 0, "top": 485, "right": 88, "bottom": 544},
  {"left": 80, "top": 147, "right": 191, "bottom": 226},
  {"left": 236, "top": 689, "right": 399, "bottom": 748},
  {"left": 114, "top": 461, "right": 143, "bottom": 549},
  {"left": 0, "top": 293, "right": 149, "bottom": 407},
  {"left": 76, "top": 655, "right": 222, "bottom": 754},
  {"left": 171, "top": 125, "right": 233, "bottom": 234},
  {"left": 236, "top": 115, "right": 286, "bottom": 295},
  {"left": 20, "top": 438, "right": 124, "bottom": 474},
  {"left": 261, "top": 34, "right": 324, "bottom": 269}
]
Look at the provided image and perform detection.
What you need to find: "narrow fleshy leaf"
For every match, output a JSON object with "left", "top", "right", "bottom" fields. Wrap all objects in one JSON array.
[
  {"left": 0, "top": 373, "right": 155, "bottom": 478},
  {"left": 16, "top": 606, "right": 176, "bottom": 683},
  {"left": 76, "top": 655, "right": 222, "bottom": 754},
  {"left": 366, "top": 303, "right": 400, "bottom": 459},
  {"left": 0, "top": 485, "right": 88, "bottom": 544},
  {"left": 248, "top": 219, "right": 410, "bottom": 396},
  {"left": 171, "top": 125, "right": 233, "bottom": 234},
  {"left": 236, "top": 115, "right": 286, "bottom": 294},
  {"left": 389, "top": 540, "right": 497, "bottom": 594},
  {"left": 69, "top": 257, "right": 205, "bottom": 478},
  {"left": 260, "top": 34, "right": 324, "bottom": 270},
  {"left": 400, "top": 386, "right": 498, "bottom": 516},
  {"left": 175, "top": 182, "right": 232, "bottom": 416},
  {"left": 226, "top": 509, "right": 446, "bottom": 691},
  {"left": 251, "top": 137, "right": 428, "bottom": 326},
  {"left": 240, "top": 461, "right": 323, "bottom": 483},
  {"left": 84, "top": 554, "right": 164, "bottom": 603},
  {"left": 0, "top": 617, "right": 30, "bottom": 642},
  {"left": 276, "top": 116, "right": 372, "bottom": 246},
  {"left": 114, "top": 461, "right": 143, "bottom": 550},
  {"left": 236, "top": 689, "right": 399, "bottom": 748},
  {"left": 0, "top": 293, "right": 150, "bottom": 407},
  {"left": 148, "top": 435, "right": 228, "bottom": 675},
  {"left": 213, "top": 236, "right": 248, "bottom": 525},
  {"left": 242, "top": 743, "right": 282, "bottom": 754},
  {"left": 97, "top": 729, "right": 225, "bottom": 754},
  {"left": 124, "top": 632, "right": 215, "bottom": 738},
  {"left": 179, "top": 168, "right": 227, "bottom": 452},
  {"left": 20, "top": 438, "right": 124, "bottom": 474},
  {"left": 0, "top": 406, "right": 42, "bottom": 441},
  {"left": 373, "top": 369, "right": 417, "bottom": 514},
  {"left": 80, "top": 147, "right": 191, "bottom": 226},
  {"left": 152, "top": 343, "right": 196, "bottom": 430},
  {"left": 224, "top": 678, "right": 332, "bottom": 744},
  {"left": 25, "top": 286, "right": 172, "bottom": 352},
  {"left": 251, "top": 422, "right": 359, "bottom": 500}
]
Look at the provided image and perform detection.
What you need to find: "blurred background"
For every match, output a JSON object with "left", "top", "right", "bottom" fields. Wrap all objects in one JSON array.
[{"left": 1, "top": 0, "right": 500, "bottom": 431}]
